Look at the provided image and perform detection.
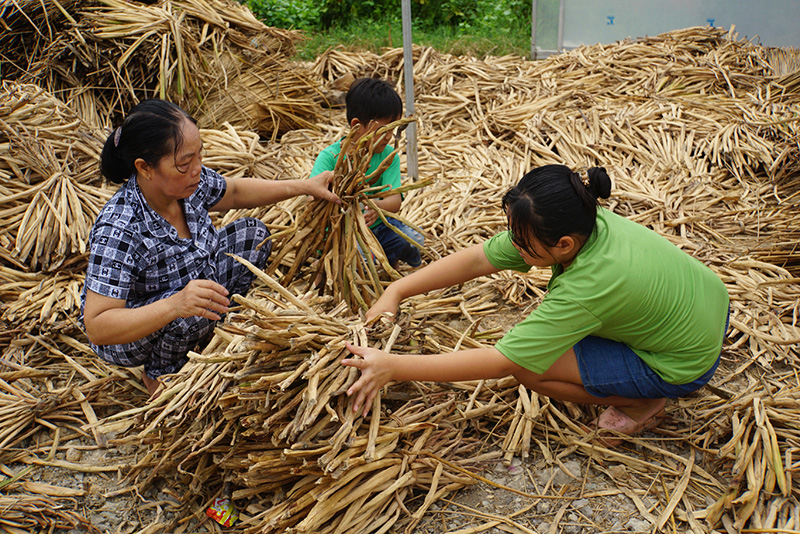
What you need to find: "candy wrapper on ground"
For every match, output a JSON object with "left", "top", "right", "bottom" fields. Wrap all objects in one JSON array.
[{"left": 206, "top": 497, "right": 238, "bottom": 527}]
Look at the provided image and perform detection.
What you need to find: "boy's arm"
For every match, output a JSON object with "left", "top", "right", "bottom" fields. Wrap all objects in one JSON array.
[
  {"left": 363, "top": 192, "right": 401, "bottom": 225},
  {"left": 368, "top": 192, "right": 401, "bottom": 213},
  {"left": 369, "top": 151, "right": 402, "bottom": 211}
]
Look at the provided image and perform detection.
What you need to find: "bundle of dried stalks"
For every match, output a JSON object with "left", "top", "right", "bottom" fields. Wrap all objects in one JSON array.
[
  {"left": 0, "top": 0, "right": 83, "bottom": 75},
  {"left": 699, "top": 381, "right": 798, "bottom": 530},
  {"left": 264, "top": 117, "right": 429, "bottom": 312},
  {"left": 0, "top": 493, "right": 89, "bottom": 532},
  {"left": 0, "top": 329, "right": 147, "bottom": 530},
  {"left": 196, "top": 61, "right": 324, "bottom": 137},
  {"left": 0, "top": 268, "right": 84, "bottom": 333},
  {"left": 0, "top": 82, "right": 110, "bottom": 271},
  {"left": 99, "top": 270, "right": 509, "bottom": 533}
]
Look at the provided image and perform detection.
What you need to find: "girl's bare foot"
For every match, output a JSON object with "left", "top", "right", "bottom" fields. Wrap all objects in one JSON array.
[{"left": 594, "top": 398, "right": 667, "bottom": 446}]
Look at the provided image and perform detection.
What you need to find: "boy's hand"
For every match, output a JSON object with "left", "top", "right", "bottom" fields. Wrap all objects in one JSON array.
[
  {"left": 341, "top": 342, "right": 394, "bottom": 417},
  {"left": 307, "top": 171, "right": 341, "bottom": 204},
  {"left": 363, "top": 206, "right": 378, "bottom": 226}
]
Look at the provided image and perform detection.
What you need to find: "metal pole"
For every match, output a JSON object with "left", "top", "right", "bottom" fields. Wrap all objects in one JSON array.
[
  {"left": 530, "top": 0, "right": 538, "bottom": 59},
  {"left": 401, "top": 0, "right": 419, "bottom": 180},
  {"left": 557, "top": 0, "right": 565, "bottom": 53}
]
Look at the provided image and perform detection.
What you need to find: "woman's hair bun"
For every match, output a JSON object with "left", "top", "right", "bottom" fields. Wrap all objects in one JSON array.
[{"left": 587, "top": 167, "right": 612, "bottom": 199}]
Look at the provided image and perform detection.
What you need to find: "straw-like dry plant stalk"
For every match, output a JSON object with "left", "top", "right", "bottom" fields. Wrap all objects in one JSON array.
[
  {"left": 0, "top": 82, "right": 109, "bottom": 271},
  {"left": 2, "top": 0, "right": 319, "bottom": 135},
  {"left": 2, "top": 18, "right": 800, "bottom": 534},
  {"left": 98, "top": 269, "right": 509, "bottom": 533},
  {"left": 265, "top": 117, "right": 430, "bottom": 312}
]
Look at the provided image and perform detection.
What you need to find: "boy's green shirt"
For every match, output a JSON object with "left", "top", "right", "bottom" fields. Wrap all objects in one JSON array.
[
  {"left": 311, "top": 139, "right": 401, "bottom": 229},
  {"left": 483, "top": 207, "right": 729, "bottom": 384}
]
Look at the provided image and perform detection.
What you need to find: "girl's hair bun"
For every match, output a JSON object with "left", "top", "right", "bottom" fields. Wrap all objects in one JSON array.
[{"left": 587, "top": 167, "right": 612, "bottom": 199}]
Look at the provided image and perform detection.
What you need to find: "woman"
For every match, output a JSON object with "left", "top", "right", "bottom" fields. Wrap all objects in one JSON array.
[
  {"left": 82, "top": 99, "right": 340, "bottom": 396},
  {"left": 343, "top": 165, "right": 729, "bottom": 444}
]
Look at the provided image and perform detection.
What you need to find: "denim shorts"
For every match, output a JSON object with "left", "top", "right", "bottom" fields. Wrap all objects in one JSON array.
[{"left": 574, "top": 336, "right": 721, "bottom": 399}]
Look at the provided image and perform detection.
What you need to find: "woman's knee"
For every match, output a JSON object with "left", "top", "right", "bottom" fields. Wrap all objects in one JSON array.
[{"left": 92, "top": 340, "right": 150, "bottom": 369}]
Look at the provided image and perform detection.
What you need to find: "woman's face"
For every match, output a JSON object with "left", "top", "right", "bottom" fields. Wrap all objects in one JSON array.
[{"left": 146, "top": 118, "right": 204, "bottom": 200}]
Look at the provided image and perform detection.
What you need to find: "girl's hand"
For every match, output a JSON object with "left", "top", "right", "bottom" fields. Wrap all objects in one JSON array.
[
  {"left": 341, "top": 342, "right": 395, "bottom": 417},
  {"left": 172, "top": 279, "right": 230, "bottom": 320},
  {"left": 365, "top": 289, "right": 401, "bottom": 324},
  {"left": 307, "top": 170, "right": 341, "bottom": 204}
]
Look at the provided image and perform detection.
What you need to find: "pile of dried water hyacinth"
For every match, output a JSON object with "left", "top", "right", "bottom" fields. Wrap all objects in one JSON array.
[{"left": 1, "top": 11, "right": 800, "bottom": 533}]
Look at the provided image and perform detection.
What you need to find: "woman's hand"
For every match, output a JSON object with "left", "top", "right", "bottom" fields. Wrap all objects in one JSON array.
[
  {"left": 171, "top": 279, "right": 230, "bottom": 320},
  {"left": 307, "top": 170, "right": 341, "bottom": 204},
  {"left": 341, "top": 342, "right": 396, "bottom": 417},
  {"left": 83, "top": 279, "right": 230, "bottom": 346}
]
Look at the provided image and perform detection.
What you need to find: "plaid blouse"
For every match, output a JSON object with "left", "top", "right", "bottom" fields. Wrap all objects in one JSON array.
[{"left": 83, "top": 166, "right": 227, "bottom": 306}]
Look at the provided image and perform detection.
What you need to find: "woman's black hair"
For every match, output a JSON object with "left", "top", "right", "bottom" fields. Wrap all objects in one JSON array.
[
  {"left": 502, "top": 165, "right": 612, "bottom": 257},
  {"left": 99, "top": 99, "right": 196, "bottom": 184},
  {"left": 345, "top": 77, "right": 403, "bottom": 125}
]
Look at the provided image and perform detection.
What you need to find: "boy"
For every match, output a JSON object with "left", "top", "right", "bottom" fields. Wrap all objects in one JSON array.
[{"left": 310, "top": 77, "right": 424, "bottom": 268}]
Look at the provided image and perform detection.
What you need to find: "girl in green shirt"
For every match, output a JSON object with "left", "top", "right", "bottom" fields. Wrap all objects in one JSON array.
[{"left": 342, "top": 164, "right": 729, "bottom": 445}]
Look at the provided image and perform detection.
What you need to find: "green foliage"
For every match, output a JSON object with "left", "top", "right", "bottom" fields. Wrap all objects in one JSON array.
[
  {"left": 243, "top": 0, "right": 322, "bottom": 30},
  {"left": 242, "top": 0, "right": 533, "bottom": 58}
]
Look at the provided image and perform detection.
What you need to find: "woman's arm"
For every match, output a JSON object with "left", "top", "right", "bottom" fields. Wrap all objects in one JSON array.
[
  {"left": 366, "top": 243, "right": 501, "bottom": 321},
  {"left": 211, "top": 171, "right": 340, "bottom": 212},
  {"left": 342, "top": 342, "right": 521, "bottom": 416},
  {"left": 83, "top": 279, "right": 230, "bottom": 346}
]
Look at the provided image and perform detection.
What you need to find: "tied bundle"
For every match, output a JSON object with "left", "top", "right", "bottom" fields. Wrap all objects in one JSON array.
[{"left": 267, "top": 116, "right": 430, "bottom": 312}]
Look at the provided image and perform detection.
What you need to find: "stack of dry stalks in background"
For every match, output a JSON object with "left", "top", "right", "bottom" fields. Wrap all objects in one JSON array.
[
  {"left": 1, "top": 6, "right": 800, "bottom": 531},
  {"left": 1, "top": 0, "right": 320, "bottom": 134}
]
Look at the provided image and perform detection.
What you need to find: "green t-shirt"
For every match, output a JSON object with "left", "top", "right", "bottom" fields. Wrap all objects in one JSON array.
[
  {"left": 483, "top": 207, "right": 729, "bottom": 384},
  {"left": 310, "top": 139, "right": 401, "bottom": 229}
]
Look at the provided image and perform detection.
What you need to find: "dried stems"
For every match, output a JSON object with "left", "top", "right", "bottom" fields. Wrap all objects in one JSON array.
[{"left": 1, "top": 18, "right": 800, "bottom": 534}]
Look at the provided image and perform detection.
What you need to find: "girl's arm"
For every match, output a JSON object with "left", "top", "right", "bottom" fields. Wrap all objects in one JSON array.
[
  {"left": 83, "top": 279, "right": 230, "bottom": 346},
  {"left": 342, "top": 342, "right": 521, "bottom": 416},
  {"left": 366, "top": 243, "right": 501, "bottom": 321},
  {"left": 211, "top": 171, "right": 340, "bottom": 212}
]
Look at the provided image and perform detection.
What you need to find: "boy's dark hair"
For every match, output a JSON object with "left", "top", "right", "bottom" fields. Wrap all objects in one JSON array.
[
  {"left": 100, "top": 99, "right": 196, "bottom": 184},
  {"left": 502, "top": 165, "right": 612, "bottom": 257},
  {"left": 345, "top": 77, "right": 403, "bottom": 125}
]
